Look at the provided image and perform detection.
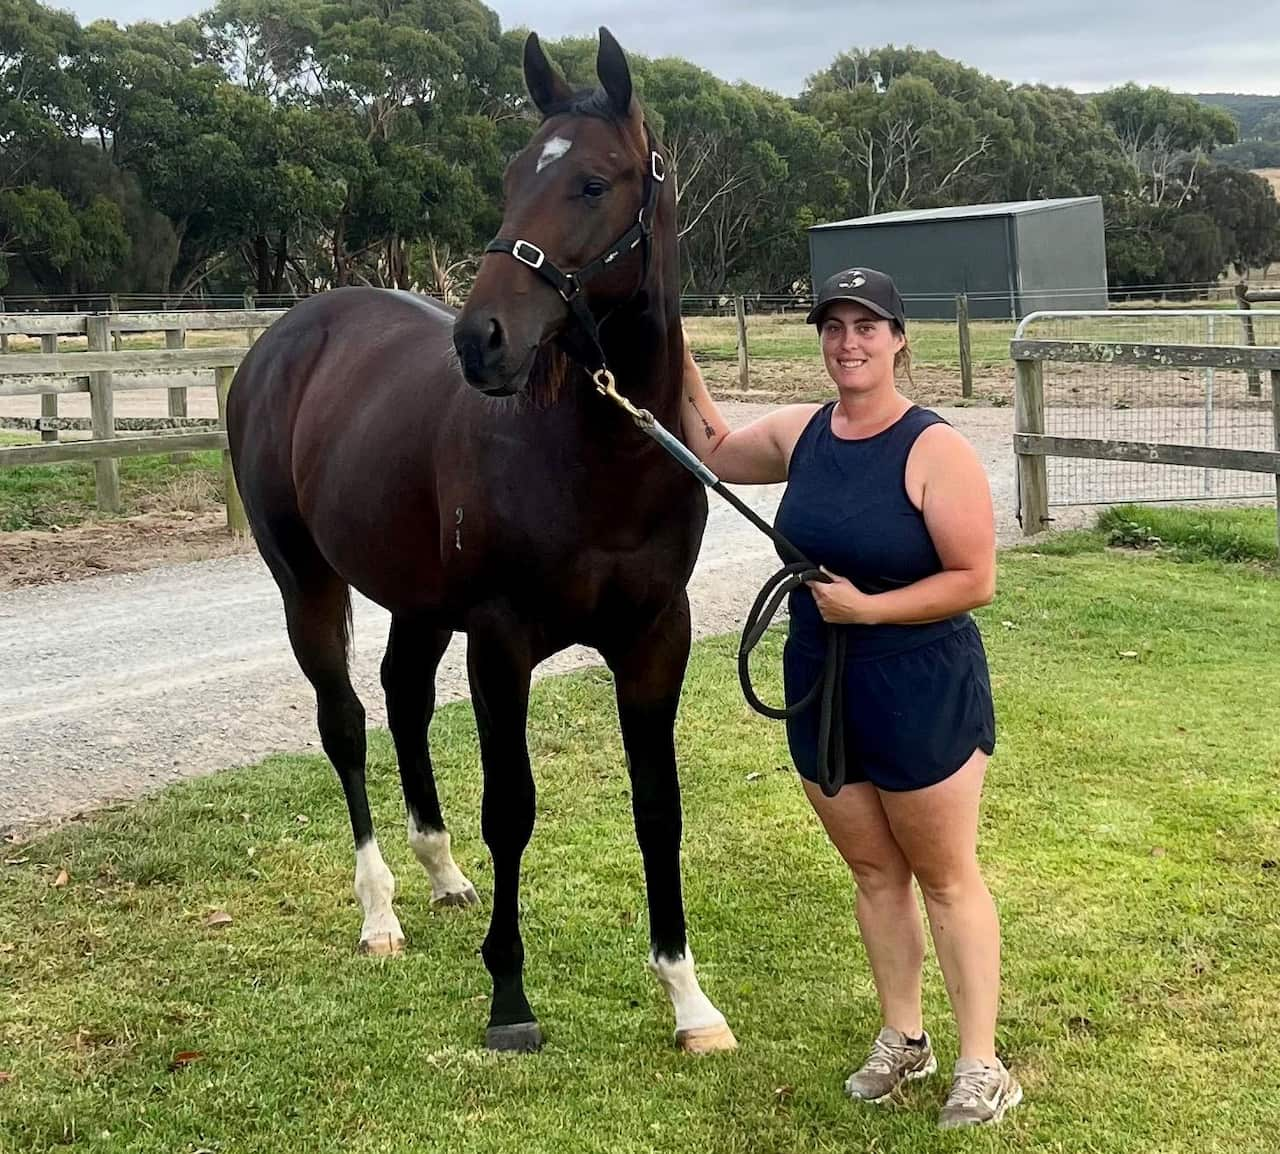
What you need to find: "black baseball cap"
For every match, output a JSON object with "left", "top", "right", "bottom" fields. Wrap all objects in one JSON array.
[{"left": 806, "top": 267, "right": 906, "bottom": 329}]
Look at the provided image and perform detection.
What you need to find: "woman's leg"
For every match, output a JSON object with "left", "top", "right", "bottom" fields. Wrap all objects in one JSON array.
[
  {"left": 803, "top": 779, "right": 925, "bottom": 1037},
  {"left": 877, "top": 750, "right": 1000, "bottom": 1063}
]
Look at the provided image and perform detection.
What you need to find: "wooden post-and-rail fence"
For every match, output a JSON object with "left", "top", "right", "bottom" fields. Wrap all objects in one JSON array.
[{"left": 0, "top": 309, "right": 289, "bottom": 534}]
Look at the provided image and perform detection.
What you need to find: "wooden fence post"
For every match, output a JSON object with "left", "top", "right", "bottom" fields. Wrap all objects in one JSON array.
[
  {"left": 1014, "top": 357, "right": 1049, "bottom": 536},
  {"left": 1236, "top": 282, "right": 1261, "bottom": 398},
  {"left": 1272, "top": 369, "right": 1280, "bottom": 560},
  {"left": 165, "top": 325, "right": 190, "bottom": 462},
  {"left": 215, "top": 365, "right": 249, "bottom": 537},
  {"left": 0, "top": 296, "right": 7, "bottom": 354},
  {"left": 735, "top": 295, "right": 749, "bottom": 390},
  {"left": 956, "top": 292, "right": 973, "bottom": 399},
  {"left": 40, "top": 334, "right": 59, "bottom": 443},
  {"left": 86, "top": 315, "right": 120, "bottom": 513},
  {"left": 243, "top": 290, "right": 260, "bottom": 346},
  {"left": 109, "top": 295, "right": 123, "bottom": 351}
]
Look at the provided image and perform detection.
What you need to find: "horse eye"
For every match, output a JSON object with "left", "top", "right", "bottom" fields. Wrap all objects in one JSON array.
[{"left": 582, "top": 179, "right": 609, "bottom": 199}]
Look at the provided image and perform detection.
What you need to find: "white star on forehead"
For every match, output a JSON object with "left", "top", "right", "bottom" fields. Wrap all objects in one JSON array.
[{"left": 536, "top": 135, "right": 573, "bottom": 174}]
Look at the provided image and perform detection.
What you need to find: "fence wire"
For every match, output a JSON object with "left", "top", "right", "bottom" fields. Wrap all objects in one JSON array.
[{"left": 1019, "top": 311, "right": 1280, "bottom": 506}]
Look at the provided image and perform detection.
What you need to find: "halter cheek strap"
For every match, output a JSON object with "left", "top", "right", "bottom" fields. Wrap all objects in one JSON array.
[{"left": 484, "top": 143, "right": 667, "bottom": 378}]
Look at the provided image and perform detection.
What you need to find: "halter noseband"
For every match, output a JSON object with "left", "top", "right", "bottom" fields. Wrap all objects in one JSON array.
[{"left": 484, "top": 136, "right": 667, "bottom": 380}]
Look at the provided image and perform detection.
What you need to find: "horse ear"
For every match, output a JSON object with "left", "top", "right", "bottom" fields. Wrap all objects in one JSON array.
[
  {"left": 524, "top": 32, "right": 573, "bottom": 116},
  {"left": 596, "top": 26, "right": 633, "bottom": 117}
]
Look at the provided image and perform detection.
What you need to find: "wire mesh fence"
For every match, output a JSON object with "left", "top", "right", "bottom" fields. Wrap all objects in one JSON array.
[{"left": 1017, "top": 310, "right": 1280, "bottom": 506}]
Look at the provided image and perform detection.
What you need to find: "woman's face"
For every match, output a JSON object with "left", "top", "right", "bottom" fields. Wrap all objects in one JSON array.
[{"left": 818, "top": 302, "right": 904, "bottom": 394}]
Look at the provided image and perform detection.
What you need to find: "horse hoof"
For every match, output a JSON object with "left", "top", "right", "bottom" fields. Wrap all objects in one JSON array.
[
  {"left": 431, "top": 885, "right": 479, "bottom": 909},
  {"left": 358, "top": 933, "right": 405, "bottom": 957},
  {"left": 676, "top": 1022, "right": 738, "bottom": 1055},
  {"left": 485, "top": 1022, "right": 544, "bottom": 1053}
]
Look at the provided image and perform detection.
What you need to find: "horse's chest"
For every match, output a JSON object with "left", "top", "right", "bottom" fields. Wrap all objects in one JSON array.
[
  {"left": 547, "top": 533, "right": 694, "bottom": 615},
  {"left": 514, "top": 500, "right": 703, "bottom": 620}
]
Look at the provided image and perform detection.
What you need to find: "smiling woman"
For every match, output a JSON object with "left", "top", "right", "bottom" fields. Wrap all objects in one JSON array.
[{"left": 679, "top": 265, "right": 1017, "bottom": 1129}]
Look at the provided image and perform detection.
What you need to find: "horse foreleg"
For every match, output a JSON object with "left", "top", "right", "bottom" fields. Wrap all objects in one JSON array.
[
  {"left": 606, "top": 598, "right": 737, "bottom": 1054},
  {"left": 468, "top": 618, "right": 542, "bottom": 1051}
]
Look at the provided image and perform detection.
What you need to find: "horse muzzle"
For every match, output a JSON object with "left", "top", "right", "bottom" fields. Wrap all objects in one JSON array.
[{"left": 453, "top": 312, "right": 537, "bottom": 396}]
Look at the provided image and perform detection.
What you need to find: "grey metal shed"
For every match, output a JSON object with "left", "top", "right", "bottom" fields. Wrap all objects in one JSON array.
[{"left": 807, "top": 197, "right": 1108, "bottom": 320}]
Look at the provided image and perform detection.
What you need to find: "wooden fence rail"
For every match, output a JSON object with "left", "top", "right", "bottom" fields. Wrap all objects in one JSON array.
[{"left": 0, "top": 308, "right": 289, "bottom": 534}]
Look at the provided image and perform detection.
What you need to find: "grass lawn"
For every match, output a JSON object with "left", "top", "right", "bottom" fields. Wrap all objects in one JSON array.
[
  {"left": 2, "top": 518, "right": 1278, "bottom": 1152},
  {"left": 1095, "top": 503, "right": 1279, "bottom": 566}
]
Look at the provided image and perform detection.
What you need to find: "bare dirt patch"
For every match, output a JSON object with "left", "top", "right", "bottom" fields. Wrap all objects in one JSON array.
[{"left": 0, "top": 509, "right": 253, "bottom": 590}]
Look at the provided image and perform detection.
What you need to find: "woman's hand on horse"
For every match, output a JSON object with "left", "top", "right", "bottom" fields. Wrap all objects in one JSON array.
[{"left": 805, "top": 567, "right": 880, "bottom": 625}]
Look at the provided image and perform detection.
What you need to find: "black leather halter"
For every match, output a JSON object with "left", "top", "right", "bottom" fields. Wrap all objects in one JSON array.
[{"left": 484, "top": 136, "right": 667, "bottom": 377}]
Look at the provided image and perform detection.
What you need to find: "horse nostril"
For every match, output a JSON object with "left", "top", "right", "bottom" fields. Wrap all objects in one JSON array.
[{"left": 487, "top": 317, "right": 505, "bottom": 353}]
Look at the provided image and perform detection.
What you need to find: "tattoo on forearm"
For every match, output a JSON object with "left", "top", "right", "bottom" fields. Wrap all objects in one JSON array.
[{"left": 688, "top": 394, "right": 715, "bottom": 439}]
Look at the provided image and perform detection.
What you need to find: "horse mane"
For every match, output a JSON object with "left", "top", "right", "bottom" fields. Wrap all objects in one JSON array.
[{"left": 526, "top": 344, "right": 574, "bottom": 408}]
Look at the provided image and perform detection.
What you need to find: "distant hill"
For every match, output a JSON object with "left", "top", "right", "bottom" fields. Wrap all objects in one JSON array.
[
  {"left": 1186, "top": 94, "right": 1280, "bottom": 168},
  {"left": 1190, "top": 93, "right": 1280, "bottom": 138}
]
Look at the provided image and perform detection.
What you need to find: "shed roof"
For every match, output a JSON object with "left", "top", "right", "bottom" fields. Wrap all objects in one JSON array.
[{"left": 810, "top": 197, "right": 1100, "bottom": 231}]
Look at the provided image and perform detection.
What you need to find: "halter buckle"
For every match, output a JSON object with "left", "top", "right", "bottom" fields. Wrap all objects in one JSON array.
[
  {"left": 558, "top": 273, "right": 581, "bottom": 301},
  {"left": 511, "top": 240, "right": 546, "bottom": 270},
  {"left": 650, "top": 151, "right": 666, "bottom": 182}
]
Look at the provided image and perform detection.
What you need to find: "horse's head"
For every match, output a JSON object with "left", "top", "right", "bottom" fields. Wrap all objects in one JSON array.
[{"left": 454, "top": 28, "right": 669, "bottom": 397}]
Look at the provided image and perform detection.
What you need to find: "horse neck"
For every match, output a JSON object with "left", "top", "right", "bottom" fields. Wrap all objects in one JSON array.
[{"left": 597, "top": 296, "right": 681, "bottom": 423}]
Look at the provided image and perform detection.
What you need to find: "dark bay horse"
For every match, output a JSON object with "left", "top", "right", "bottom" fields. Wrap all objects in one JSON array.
[{"left": 226, "top": 28, "right": 736, "bottom": 1054}]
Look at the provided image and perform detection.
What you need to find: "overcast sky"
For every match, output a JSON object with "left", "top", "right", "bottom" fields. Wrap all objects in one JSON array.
[{"left": 60, "top": 0, "right": 1280, "bottom": 97}]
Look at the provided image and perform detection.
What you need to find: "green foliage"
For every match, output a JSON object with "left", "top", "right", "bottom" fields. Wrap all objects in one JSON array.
[
  {"left": 1196, "top": 166, "right": 1280, "bottom": 275},
  {"left": 1098, "top": 504, "right": 1278, "bottom": 566},
  {"left": 1214, "top": 139, "right": 1280, "bottom": 168},
  {"left": 1, "top": 1, "right": 1274, "bottom": 297},
  {"left": 1104, "top": 517, "right": 1164, "bottom": 550}
]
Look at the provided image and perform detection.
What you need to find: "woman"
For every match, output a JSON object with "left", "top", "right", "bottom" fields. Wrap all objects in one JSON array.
[{"left": 680, "top": 268, "right": 1019, "bottom": 1129}]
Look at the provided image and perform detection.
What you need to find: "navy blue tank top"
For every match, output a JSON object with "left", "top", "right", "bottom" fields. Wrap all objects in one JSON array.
[{"left": 773, "top": 402, "right": 971, "bottom": 659}]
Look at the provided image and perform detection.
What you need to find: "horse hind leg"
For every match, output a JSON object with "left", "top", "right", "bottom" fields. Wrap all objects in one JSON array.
[
  {"left": 381, "top": 615, "right": 478, "bottom": 909},
  {"left": 280, "top": 563, "right": 404, "bottom": 957}
]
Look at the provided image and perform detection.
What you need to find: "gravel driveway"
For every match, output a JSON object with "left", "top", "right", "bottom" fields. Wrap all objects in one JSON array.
[{"left": 1, "top": 403, "right": 1054, "bottom": 836}]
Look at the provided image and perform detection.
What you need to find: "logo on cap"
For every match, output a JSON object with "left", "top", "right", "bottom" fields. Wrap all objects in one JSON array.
[{"left": 836, "top": 271, "right": 867, "bottom": 289}]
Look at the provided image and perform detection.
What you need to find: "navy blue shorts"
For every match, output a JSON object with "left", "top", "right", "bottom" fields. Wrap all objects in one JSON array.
[{"left": 783, "top": 621, "right": 996, "bottom": 793}]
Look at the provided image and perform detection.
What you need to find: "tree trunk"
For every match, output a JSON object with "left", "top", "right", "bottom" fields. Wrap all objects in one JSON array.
[
  {"left": 254, "top": 235, "right": 272, "bottom": 297},
  {"left": 271, "top": 233, "right": 288, "bottom": 296},
  {"left": 389, "top": 235, "right": 409, "bottom": 290},
  {"left": 333, "top": 215, "right": 349, "bottom": 287}
]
